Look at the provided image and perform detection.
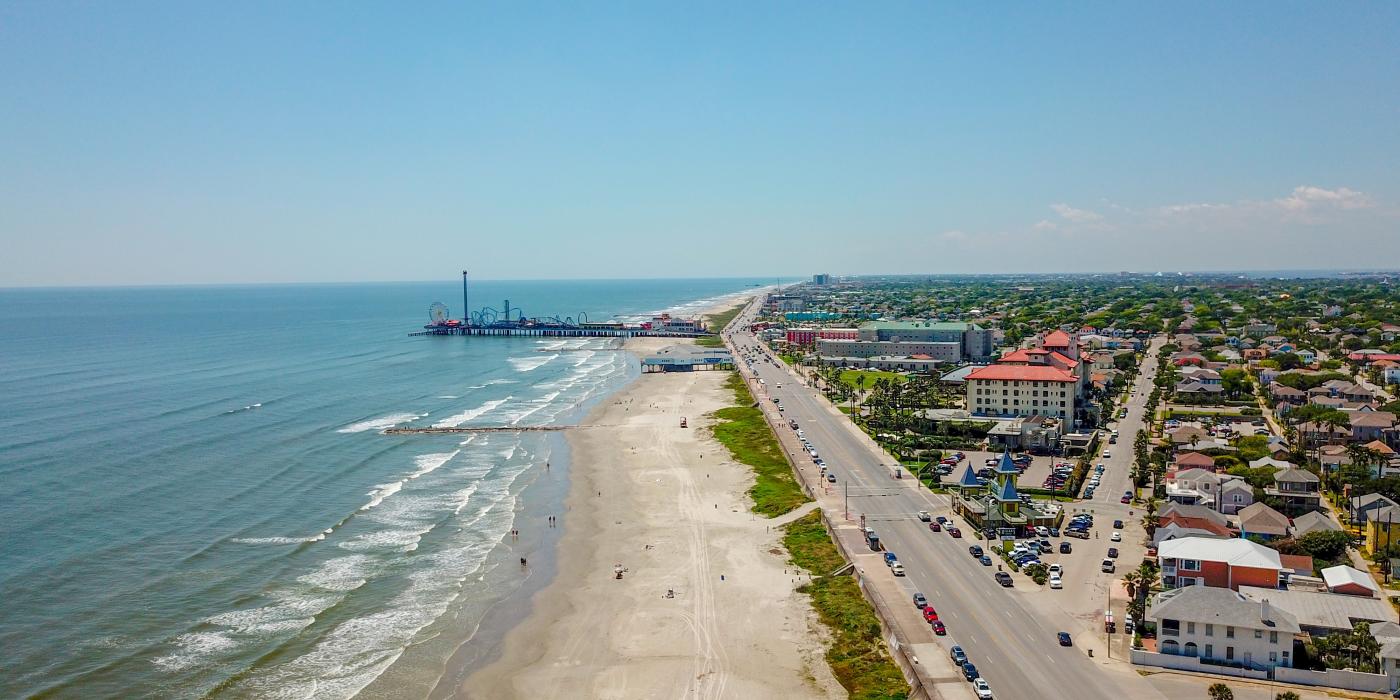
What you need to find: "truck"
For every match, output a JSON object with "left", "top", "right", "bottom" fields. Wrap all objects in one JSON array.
[{"left": 865, "top": 528, "right": 882, "bottom": 551}]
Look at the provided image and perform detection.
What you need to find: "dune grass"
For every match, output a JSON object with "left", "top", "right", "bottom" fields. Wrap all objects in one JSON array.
[
  {"left": 695, "top": 304, "right": 744, "bottom": 347},
  {"left": 783, "top": 511, "right": 909, "bottom": 700},
  {"left": 710, "top": 373, "right": 807, "bottom": 516}
]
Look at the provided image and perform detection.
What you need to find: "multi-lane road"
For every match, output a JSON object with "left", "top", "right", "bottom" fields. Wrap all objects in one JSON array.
[{"left": 723, "top": 300, "right": 1169, "bottom": 700}]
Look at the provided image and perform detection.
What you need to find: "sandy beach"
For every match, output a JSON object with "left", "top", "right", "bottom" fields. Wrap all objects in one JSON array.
[{"left": 462, "top": 334, "right": 843, "bottom": 700}]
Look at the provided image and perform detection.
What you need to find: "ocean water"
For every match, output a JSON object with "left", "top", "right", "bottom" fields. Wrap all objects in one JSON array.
[{"left": 0, "top": 278, "right": 769, "bottom": 699}]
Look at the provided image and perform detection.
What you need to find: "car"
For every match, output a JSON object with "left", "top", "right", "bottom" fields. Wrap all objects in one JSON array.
[
  {"left": 936, "top": 516, "right": 949, "bottom": 524},
  {"left": 1058, "top": 631, "right": 1073, "bottom": 646},
  {"left": 1108, "top": 547, "right": 1119, "bottom": 558},
  {"left": 948, "top": 527, "right": 962, "bottom": 538},
  {"left": 1121, "top": 495, "right": 1132, "bottom": 504},
  {"left": 974, "top": 678, "right": 993, "bottom": 699},
  {"left": 1101, "top": 558, "right": 1116, "bottom": 573},
  {"left": 1103, "top": 452, "right": 1111, "bottom": 458},
  {"left": 1060, "top": 541, "right": 1073, "bottom": 553},
  {"left": 979, "top": 555, "right": 993, "bottom": 566},
  {"left": 917, "top": 510, "right": 931, "bottom": 522},
  {"left": 826, "top": 473, "right": 836, "bottom": 483},
  {"left": 923, "top": 607, "right": 939, "bottom": 622},
  {"left": 884, "top": 552, "right": 898, "bottom": 566},
  {"left": 968, "top": 545, "right": 984, "bottom": 557},
  {"left": 962, "top": 662, "right": 979, "bottom": 681},
  {"left": 1113, "top": 519, "right": 1123, "bottom": 529},
  {"left": 1048, "top": 564, "right": 1063, "bottom": 575},
  {"left": 1049, "top": 574, "right": 1062, "bottom": 589},
  {"left": 1067, "top": 529, "right": 1089, "bottom": 539},
  {"left": 1111, "top": 531, "right": 1122, "bottom": 542},
  {"left": 950, "top": 645, "right": 967, "bottom": 665},
  {"left": 929, "top": 521, "right": 941, "bottom": 532},
  {"left": 995, "top": 571, "right": 1013, "bottom": 587},
  {"left": 932, "top": 619, "right": 947, "bottom": 635},
  {"left": 1050, "top": 527, "right": 1060, "bottom": 537},
  {"left": 913, "top": 592, "right": 927, "bottom": 608},
  {"left": 1035, "top": 526, "right": 1050, "bottom": 538}
]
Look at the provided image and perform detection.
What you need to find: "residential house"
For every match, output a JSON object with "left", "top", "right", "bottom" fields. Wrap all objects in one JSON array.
[
  {"left": 1238, "top": 586, "right": 1394, "bottom": 638},
  {"left": 1363, "top": 505, "right": 1400, "bottom": 556},
  {"left": 1161, "top": 503, "right": 1232, "bottom": 529},
  {"left": 1279, "top": 554, "right": 1315, "bottom": 579},
  {"left": 1150, "top": 586, "right": 1299, "bottom": 669},
  {"left": 1174, "top": 451, "right": 1217, "bottom": 472},
  {"left": 1350, "top": 493, "right": 1400, "bottom": 525},
  {"left": 1158, "top": 536, "right": 1284, "bottom": 590},
  {"left": 1176, "top": 381, "right": 1225, "bottom": 398},
  {"left": 1269, "top": 383, "right": 1307, "bottom": 405},
  {"left": 1248, "top": 457, "right": 1293, "bottom": 471},
  {"left": 1166, "top": 469, "right": 1224, "bottom": 508},
  {"left": 1218, "top": 479, "right": 1255, "bottom": 515},
  {"left": 1297, "top": 421, "right": 1350, "bottom": 449},
  {"left": 1352, "top": 412, "right": 1397, "bottom": 443},
  {"left": 1266, "top": 467, "right": 1323, "bottom": 513},
  {"left": 1238, "top": 502, "right": 1290, "bottom": 540},
  {"left": 1170, "top": 426, "right": 1212, "bottom": 449},
  {"left": 1290, "top": 510, "right": 1342, "bottom": 538},
  {"left": 1321, "top": 565, "right": 1381, "bottom": 598},
  {"left": 1152, "top": 522, "right": 1232, "bottom": 548}
]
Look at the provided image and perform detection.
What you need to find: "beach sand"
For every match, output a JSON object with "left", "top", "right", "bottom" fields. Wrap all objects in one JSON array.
[{"left": 461, "top": 335, "right": 843, "bottom": 700}]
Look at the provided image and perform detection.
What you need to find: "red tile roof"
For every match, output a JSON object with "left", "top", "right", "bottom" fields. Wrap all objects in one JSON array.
[
  {"left": 1174, "top": 451, "right": 1216, "bottom": 469},
  {"left": 965, "top": 365, "right": 1077, "bottom": 382},
  {"left": 1043, "top": 330, "right": 1072, "bottom": 347}
]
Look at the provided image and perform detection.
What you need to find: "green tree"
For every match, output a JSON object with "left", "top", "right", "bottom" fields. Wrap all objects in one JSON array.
[
  {"left": 1274, "top": 692, "right": 1300, "bottom": 700},
  {"left": 1207, "top": 682, "right": 1234, "bottom": 700}
]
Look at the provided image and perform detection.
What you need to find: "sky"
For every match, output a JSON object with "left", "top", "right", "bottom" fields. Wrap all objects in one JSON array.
[{"left": 2, "top": 2, "right": 1398, "bottom": 286}]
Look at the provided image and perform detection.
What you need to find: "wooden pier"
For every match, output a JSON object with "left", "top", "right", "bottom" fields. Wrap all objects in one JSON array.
[{"left": 410, "top": 326, "right": 711, "bottom": 339}]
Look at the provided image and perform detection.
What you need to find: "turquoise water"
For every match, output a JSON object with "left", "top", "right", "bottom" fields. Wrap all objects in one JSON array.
[{"left": 0, "top": 279, "right": 768, "bottom": 699}]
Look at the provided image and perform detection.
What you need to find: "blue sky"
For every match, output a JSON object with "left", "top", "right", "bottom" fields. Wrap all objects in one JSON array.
[{"left": 2, "top": 2, "right": 1398, "bottom": 286}]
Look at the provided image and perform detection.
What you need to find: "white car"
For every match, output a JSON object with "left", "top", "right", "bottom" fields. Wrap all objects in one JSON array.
[
  {"left": 1103, "top": 452, "right": 1112, "bottom": 458},
  {"left": 1049, "top": 574, "right": 1063, "bottom": 589},
  {"left": 1048, "top": 564, "right": 1063, "bottom": 575},
  {"left": 974, "top": 678, "right": 993, "bottom": 699},
  {"left": 1110, "top": 531, "right": 1122, "bottom": 542},
  {"left": 891, "top": 563, "right": 906, "bottom": 576}
]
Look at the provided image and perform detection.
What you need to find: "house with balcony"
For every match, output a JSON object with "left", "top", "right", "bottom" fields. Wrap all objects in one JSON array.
[
  {"left": 1158, "top": 536, "right": 1284, "bottom": 590},
  {"left": 1149, "top": 586, "right": 1299, "bottom": 670},
  {"left": 1165, "top": 469, "right": 1224, "bottom": 508},
  {"left": 1265, "top": 466, "right": 1322, "bottom": 514},
  {"left": 1237, "top": 502, "right": 1290, "bottom": 540}
]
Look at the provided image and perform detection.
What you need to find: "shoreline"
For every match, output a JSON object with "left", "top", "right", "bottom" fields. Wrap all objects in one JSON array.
[{"left": 458, "top": 331, "right": 843, "bottom": 699}]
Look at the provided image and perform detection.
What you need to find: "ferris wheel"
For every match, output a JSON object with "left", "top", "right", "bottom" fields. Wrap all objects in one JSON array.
[{"left": 428, "top": 302, "right": 450, "bottom": 324}]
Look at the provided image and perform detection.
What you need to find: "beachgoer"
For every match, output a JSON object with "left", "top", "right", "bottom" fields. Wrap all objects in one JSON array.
[{"left": 520, "top": 557, "right": 527, "bottom": 567}]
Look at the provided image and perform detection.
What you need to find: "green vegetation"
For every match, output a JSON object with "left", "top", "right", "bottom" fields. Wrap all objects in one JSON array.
[
  {"left": 837, "top": 369, "right": 908, "bottom": 390},
  {"left": 783, "top": 511, "right": 909, "bottom": 700},
  {"left": 710, "top": 373, "right": 807, "bottom": 516},
  {"left": 696, "top": 304, "right": 744, "bottom": 347}
]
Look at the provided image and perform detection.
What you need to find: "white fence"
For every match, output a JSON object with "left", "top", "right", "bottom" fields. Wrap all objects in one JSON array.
[
  {"left": 1130, "top": 650, "right": 1269, "bottom": 680},
  {"left": 1274, "top": 666, "right": 1391, "bottom": 693}
]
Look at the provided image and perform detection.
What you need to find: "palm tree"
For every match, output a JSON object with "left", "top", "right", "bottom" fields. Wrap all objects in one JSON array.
[{"left": 1207, "top": 682, "right": 1233, "bottom": 700}]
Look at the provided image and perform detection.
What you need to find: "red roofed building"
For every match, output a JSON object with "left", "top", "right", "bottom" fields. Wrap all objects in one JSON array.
[{"left": 966, "top": 362, "right": 1079, "bottom": 430}]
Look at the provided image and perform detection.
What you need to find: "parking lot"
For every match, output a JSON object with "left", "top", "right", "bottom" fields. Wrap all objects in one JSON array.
[{"left": 944, "top": 449, "right": 1077, "bottom": 496}]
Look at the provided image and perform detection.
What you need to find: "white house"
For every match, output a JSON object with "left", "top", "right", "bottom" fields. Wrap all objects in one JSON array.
[{"left": 1150, "top": 586, "right": 1299, "bottom": 670}]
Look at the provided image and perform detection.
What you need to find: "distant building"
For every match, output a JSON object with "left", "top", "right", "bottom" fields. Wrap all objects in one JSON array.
[
  {"left": 812, "top": 273, "right": 831, "bottom": 285},
  {"left": 855, "top": 321, "right": 994, "bottom": 360}
]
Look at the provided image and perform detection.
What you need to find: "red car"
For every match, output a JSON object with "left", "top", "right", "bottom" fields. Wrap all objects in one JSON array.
[
  {"left": 948, "top": 527, "right": 962, "bottom": 538},
  {"left": 923, "top": 607, "right": 939, "bottom": 622},
  {"left": 929, "top": 522, "right": 941, "bottom": 532},
  {"left": 1120, "top": 495, "right": 1132, "bottom": 504},
  {"left": 932, "top": 620, "right": 947, "bottom": 635}
]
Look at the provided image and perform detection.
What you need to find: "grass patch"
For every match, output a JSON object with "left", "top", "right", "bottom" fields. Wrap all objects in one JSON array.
[
  {"left": 783, "top": 511, "right": 909, "bottom": 700},
  {"left": 836, "top": 369, "right": 908, "bottom": 390},
  {"left": 695, "top": 304, "right": 745, "bottom": 347},
  {"left": 711, "top": 373, "right": 807, "bottom": 516}
]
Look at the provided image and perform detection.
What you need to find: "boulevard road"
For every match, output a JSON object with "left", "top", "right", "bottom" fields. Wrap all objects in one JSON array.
[{"left": 724, "top": 303, "right": 1166, "bottom": 700}]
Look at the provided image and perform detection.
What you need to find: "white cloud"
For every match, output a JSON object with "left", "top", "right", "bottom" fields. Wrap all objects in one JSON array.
[
  {"left": 1050, "top": 203, "right": 1102, "bottom": 223},
  {"left": 1032, "top": 219, "right": 1058, "bottom": 231},
  {"left": 1272, "top": 185, "right": 1372, "bottom": 212}
]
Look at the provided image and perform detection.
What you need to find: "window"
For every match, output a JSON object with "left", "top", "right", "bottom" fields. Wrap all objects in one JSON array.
[
  {"left": 1179, "top": 559, "right": 1201, "bottom": 571},
  {"left": 1226, "top": 626, "right": 1234, "bottom": 639},
  {"left": 1254, "top": 629, "right": 1262, "bottom": 639},
  {"left": 1226, "top": 646, "right": 1234, "bottom": 661},
  {"left": 1269, "top": 651, "right": 1278, "bottom": 663},
  {"left": 1161, "top": 619, "right": 1180, "bottom": 635},
  {"left": 1269, "top": 631, "right": 1278, "bottom": 644},
  {"left": 1205, "top": 643, "right": 1213, "bottom": 658},
  {"left": 1186, "top": 622, "right": 1195, "bottom": 634},
  {"left": 1205, "top": 624, "right": 1213, "bottom": 637},
  {"left": 1184, "top": 642, "right": 1198, "bottom": 657}
]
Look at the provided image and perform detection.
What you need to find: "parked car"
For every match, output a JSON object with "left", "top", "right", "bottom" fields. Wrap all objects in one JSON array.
[
  {"left": 1060, "top": 541, "right": 1073, "bottom": 553},
  {"left": 936, "top": 516, "right": 949, "bottom": 524},
  {"left": 995, "top": 571, "right": 1013, "bottom": 587},
  {"left": 1048, "top": 564, "right": 1063, "bottom": 575},
  {"left": 1050, "top": 527, "right": 1060, "bottom": 537},
  {"left": 948, "top": 527, "right": 962, "bottom": 538},
  {"left": 950, "top": 645, "right": 967, "bottom": 665},
  {"left": 932, "top": 620, "right": 947, "bottom": 635},
  {"left": 1049, "top": 574, "right": 1062, "bottom": 589},
  {"left": 929, "top": 521, "right": 941, "bottom": 532},
  {"left": 1113, "top": 519, "right": 1123, "bottom": 529},
  {"left": 923, "top": 607, "right": 939, "bottom": 622},
  {"left": 979, "top": 555, "right": 993, "bottom": 566},
  {"left": 1058, "top": 631, "right": 1073, "bottom": 646},
  {"left": 974, "top": 678, "right": 993, "bottom": 699},
  {"left": 1110, "top": 531, "right": 1122, "bottom": 542},
  {"left": 892, "top": 563, "right": 905, "bottom": 576},
  {"left": 913, "top": 593, "right": 927, "bottom": 608},
  {"left": 884, "top": 552, "right": 898, "bottom": 566},
  {"left": 826, "top": 473, "right": 836, "bottom": 483},
  {"left": 962, "top": 662, "right": 979, "bottom": 681},
  {"left": 1108, "top": 547, "right": 1119, "bottom": 558},
  {"left": 1035, "top": 526, "right": 1050, "bottom": 538},
  {"left": 1101, "top": 558, "right": 1116, "bottom": 573},
  {"left": 968, "top": 545, "right": 984, "bottom": 557},
  {"left": 917, "top": 510, "right": 931, "bottom": 522},
  {"left": 1120, "top": 495, "right": 1132, "bottom": 504}
]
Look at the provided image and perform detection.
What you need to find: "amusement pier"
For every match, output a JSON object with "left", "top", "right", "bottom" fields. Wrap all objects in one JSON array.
[{"left": 410, "top": 271, "right": 715, "bottom": 339}]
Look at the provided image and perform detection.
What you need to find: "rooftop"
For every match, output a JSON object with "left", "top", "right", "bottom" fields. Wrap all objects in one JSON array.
[
  {"left": 1238, "top": 586, "right": 1394, "bottom": 631},
  {"left": 1321, "top": 565, "right": 1380, "bottom": 596},
  {"left": 1151, "top": 586, "right": 1300, "bottom": 634},
  {"left": 964, "top": 365, "right": 1077, "bottom": 382},
  {"left": 1159, "top": 536, "right": 1282, "bottom": 570}
]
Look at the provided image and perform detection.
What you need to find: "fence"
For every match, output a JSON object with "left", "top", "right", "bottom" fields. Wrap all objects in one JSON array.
[
  {"left": 1130, "top": 649, "right": 1269, "bottom": 680},
  {"left": 1274, "top": 666, "right": 1391, "bottom": 693}
]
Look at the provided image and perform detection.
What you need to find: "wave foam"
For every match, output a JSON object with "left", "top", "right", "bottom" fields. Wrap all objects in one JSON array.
[
  {"left": 337, "top": 413, "right": 424, "bottom": 434},
  {"left": 432, "top": 399, "right": 508, "bottom": 428},
  {"left": 508, "top": 355, "right": 555, "bottom": 372}
]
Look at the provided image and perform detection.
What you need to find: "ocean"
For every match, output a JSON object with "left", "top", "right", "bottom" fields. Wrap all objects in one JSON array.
[{"left": 0, "top": 278, "right": 770, "bottom": 699}]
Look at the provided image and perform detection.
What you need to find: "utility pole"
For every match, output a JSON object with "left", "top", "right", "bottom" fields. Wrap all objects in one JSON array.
[{"left": 461, "top": 270, "right": 469, "bottom": 327}]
